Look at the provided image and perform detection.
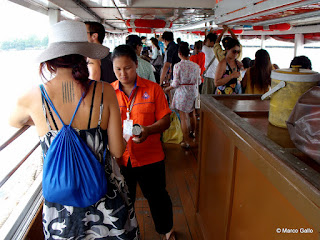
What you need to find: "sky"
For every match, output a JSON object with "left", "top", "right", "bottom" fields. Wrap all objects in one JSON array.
[{"left": 0, "top": 0, "right": 49, "bottom": 42}]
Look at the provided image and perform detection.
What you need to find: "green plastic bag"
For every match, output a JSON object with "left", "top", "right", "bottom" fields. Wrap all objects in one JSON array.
[{"left": 162, "top": 112, "right": 183, "bottom": 144}]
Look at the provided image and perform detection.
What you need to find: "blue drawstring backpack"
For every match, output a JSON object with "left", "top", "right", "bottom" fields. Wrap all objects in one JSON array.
[{"left": 40, "top": 85, "right": 107, "bottom": 208}]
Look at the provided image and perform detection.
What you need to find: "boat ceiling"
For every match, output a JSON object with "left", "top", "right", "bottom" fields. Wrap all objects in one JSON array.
[
  {"left": 44, "top": 0, "right": 215, "bottom": 32},
  {"left": 10, "top": 0, "right": 320, "bottom": 35}
]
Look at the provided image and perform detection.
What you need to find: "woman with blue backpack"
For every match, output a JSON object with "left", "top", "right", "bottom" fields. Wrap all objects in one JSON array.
[{"left": 9, "top": 20, "right": 139, "bottom": 239}]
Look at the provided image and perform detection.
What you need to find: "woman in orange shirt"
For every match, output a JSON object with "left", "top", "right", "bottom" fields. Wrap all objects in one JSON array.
[{"left": 190, "top": 41, "right": 205, "bottom": 85}]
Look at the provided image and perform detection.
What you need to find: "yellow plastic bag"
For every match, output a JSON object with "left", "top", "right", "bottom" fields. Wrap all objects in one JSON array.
[{"left": 162, "top": 112, "right": 183, "bottom": 144}]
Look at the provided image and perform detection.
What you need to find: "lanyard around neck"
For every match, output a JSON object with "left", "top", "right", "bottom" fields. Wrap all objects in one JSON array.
[{"left": 122, "top": 88, "right": 138, "bottom": 120}]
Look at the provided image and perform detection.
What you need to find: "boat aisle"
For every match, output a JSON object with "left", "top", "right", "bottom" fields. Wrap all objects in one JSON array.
[{"left": 135, "top": 142, "right": 202, "bottom": 240}]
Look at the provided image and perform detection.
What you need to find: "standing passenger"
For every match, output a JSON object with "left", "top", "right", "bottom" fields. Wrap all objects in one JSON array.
[
  {"left": 85, "top": 21, "right": 117, "bottom": 83},
  {"left": 160, "top": 31, "right": 180, "bottom": 86},
  {"left": 157, "top": 34, "right": 166, "bottom": 55},
  {"left": 111, "top": 45, "right": 176, "bottom": 240},
  {"left": 126, "top": 34, "right": 156, "bottom": 83},
  {"left": 9, "top": 20, "right": 139, "bottom": 239},
  {"left": 150, "top": 37, "right": 164, "bottom": 84},
  {"left": 201, "top": 32, "right": 219, "bottom": 94},
  {"left": 164, "top": 42, "right": 201, "bottom": 148},
  {"left": 215, "top": 38, "right": 243, "bottom": 94},
  {"left": 214, "top": 25, "right": 243, "bottom": 62},
  {"left": 190, "top": 40, "right": 205, "bottom": 92}
]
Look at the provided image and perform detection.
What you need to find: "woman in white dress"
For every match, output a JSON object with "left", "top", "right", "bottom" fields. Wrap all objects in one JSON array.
[{"left": 165, "top": 42, "right": 201, "bottom": 148}]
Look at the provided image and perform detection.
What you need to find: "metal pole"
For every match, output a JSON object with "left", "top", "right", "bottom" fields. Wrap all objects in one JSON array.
[{"left": 294, "top": 33, "right": 304, "bottom": 57}]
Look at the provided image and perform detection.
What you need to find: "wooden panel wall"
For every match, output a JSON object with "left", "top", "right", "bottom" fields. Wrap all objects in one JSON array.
[
  {"left": 197, "top": 112, "right": 235, "bottom": 240},
  {"left": 196, "top": 97, "right": 320, "bottom": 240},
  {"left": 229, "top": 149, "right": 318, "bottom": 240}
]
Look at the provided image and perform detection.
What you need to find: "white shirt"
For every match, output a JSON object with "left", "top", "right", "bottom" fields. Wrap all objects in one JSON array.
[
  {"left": 150, "top": 45, "right": 159, "bottom": 60},
  {"left": 202, "top": 45, "right": 219, "bottom": 79}
]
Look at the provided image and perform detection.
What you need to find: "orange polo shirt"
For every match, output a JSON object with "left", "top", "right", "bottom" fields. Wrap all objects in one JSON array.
[{"left": 111, "top": 76, "right": 171, "bottom": 167}]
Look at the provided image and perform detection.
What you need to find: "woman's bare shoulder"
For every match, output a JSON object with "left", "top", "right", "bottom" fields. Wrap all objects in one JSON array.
[
  {"left": 16, "top": 85, "right": 41, "bottom": 106},
  {"left": 96, "top": 81, "right": 118, "bottom": 102},
  {"left": 217, "top": 58, "right": 227, "bottom": 68}
]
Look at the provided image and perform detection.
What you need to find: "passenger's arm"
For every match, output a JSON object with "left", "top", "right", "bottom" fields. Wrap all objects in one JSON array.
[
  {"left": 214, "top": 60, "right": 240, "bottom": 87},
  {"left": 164, "top": 64, "right": 179, "bottom": 92},
  {"left": 105, "top": 84, "right": 126, "bottom": 158},
  {"left": 160, "top": 61, "right": 171, "bottom": 85},
  {"left": 87, "top": 58, "right": 101, "bottom": 81},
  {"left": 9, "top": 91, "right": 34, "bottom": 128},
  {"left": 228, "top": 27, "right": 238, "bottom": 40},
  {"left": 216, "top": 25, "right": 228, "bottom": 44}
]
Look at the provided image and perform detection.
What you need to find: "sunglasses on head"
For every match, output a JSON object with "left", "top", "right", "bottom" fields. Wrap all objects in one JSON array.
[{"left": 232, "top": 50, "right": 241, "bottom": 54}]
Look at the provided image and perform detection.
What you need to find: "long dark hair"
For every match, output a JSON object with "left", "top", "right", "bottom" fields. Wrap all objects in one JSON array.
[
  {"left": 39, "top": 54, "right": 90, "bottom": 97},
  {"left": 150, "top": 37, "right": 160, "bottom": 50},
  {"left": 250, "top": 49, "right": 272, "bottom": 91}
]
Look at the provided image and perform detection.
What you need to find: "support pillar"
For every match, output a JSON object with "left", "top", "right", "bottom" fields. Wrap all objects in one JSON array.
[
  {"left": 261, "top": 35, "right": 265, "bottom": 49},
  {"left": 294, "top": 33, "right": 304, "bottom": 57},
  {"left": 48, "top": 8, "right": 60, "bottom": 25}
]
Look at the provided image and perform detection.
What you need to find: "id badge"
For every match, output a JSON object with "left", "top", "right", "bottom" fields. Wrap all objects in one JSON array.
[{"left": 123, "top": 119, "right": 133, "bottom": 137}]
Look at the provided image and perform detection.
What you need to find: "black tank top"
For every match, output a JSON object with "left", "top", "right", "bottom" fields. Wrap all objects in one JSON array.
[{"left": 101, "top": 54, "right": 117, "bottom": 83}]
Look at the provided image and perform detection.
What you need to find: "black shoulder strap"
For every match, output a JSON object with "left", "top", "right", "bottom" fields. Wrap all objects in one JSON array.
[
  {"left": 226, "top": 61, "right": 232, "bottom": 72},
  {"left": 203, "top": 54, "right": 216, "bottom": 77},
  {"left": 87, "top": 81, "right": 97, "bottom": 129},
  {"left": 41, "top": 94, "right": 59, "bottom": 131},
  {"left": 98, "top": 82, "right": 104, "bottom": 128}
]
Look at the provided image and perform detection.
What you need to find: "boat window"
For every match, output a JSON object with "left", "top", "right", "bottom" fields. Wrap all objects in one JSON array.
[
  {"left": 303, "top": 41, "right": 320, "bottom": 72},
  {"left": 0, "top": 1, "right": 48, "bottom": 238}
]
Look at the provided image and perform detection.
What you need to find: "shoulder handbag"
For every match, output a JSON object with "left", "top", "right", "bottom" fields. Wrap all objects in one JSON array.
[
  {"left": 195, "top": 75, "right": 201, "bottom": 109},
  {"left": 151, "top": 54, "right": 163, "bottom": 67}
]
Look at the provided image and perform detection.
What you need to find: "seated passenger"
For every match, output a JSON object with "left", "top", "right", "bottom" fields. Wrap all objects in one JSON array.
[
  {"left": 242, "top": 57, "right": 252, "bottom": 70},
  {"left": 242, "top": 49, "right": 272, "bottom": 94},
  {"left": 290, "top": 55, "right": 312, "bottom": 70}
]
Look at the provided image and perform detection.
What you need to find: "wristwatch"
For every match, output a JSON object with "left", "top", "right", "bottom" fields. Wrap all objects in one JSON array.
[{"left": 132, "top": 124, "right": 142, "bottom": 136}]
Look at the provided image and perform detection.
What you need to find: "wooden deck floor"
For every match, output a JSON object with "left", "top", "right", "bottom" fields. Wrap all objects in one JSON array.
[{"left": 135, "top": 141, "right": 203, "bottom": 240}]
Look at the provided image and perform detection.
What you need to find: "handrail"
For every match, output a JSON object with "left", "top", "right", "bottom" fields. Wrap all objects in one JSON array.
[
  {"left": 0, "top": 125, "right": 42, "bottom": 240},
  {"left": 0, "top": 142, "right": 40, "bottom": 188},
  {"left": 0, "top": 125, "right": 30, "bottom": 151}
]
